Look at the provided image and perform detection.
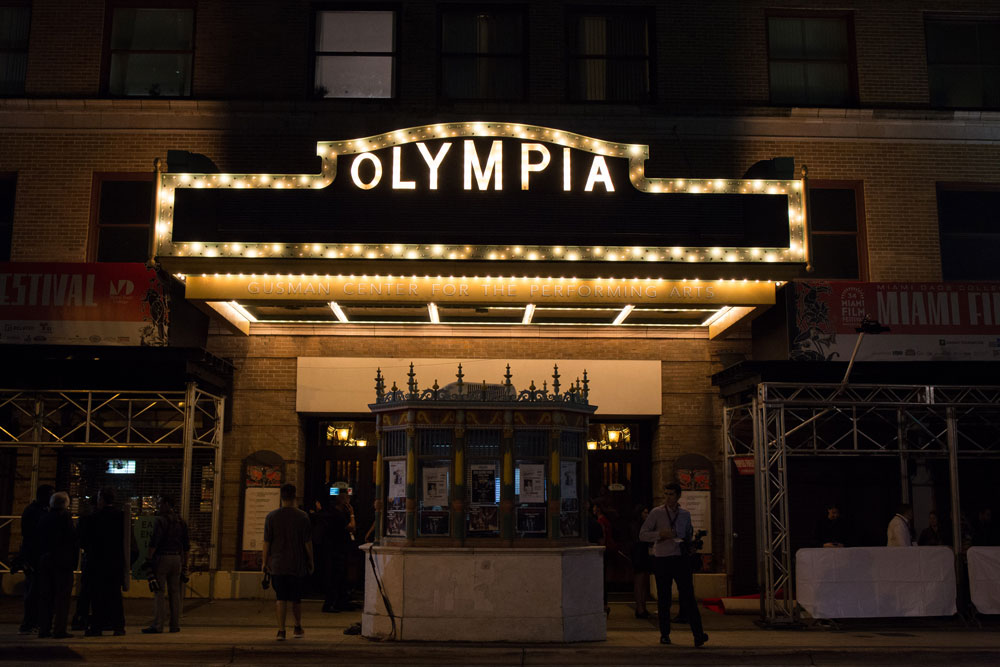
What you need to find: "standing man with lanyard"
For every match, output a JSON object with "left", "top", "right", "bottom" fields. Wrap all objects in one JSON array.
[{"left": 639, "top": 482, "right": 709, "bottom": 648}]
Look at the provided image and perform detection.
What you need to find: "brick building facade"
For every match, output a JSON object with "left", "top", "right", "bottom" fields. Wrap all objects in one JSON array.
[{"left": 2, "top": 1, "right": 999, "bottom": 587}]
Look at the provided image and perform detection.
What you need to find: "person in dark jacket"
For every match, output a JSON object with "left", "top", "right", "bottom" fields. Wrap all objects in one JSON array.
[
  {"left": 142, "top": 495, "right": 189, "bottom": 634},
  {"left": 71, "top": 498, "right": 96, "bottom": 632},
  {"left": 37, "top": 491, "right": 77, "bottom": 639},
  {"left": 18, "top": 484, "right": 54, "bottom": 635},
  {"left": 82, "top": 488, "right": 127, "bottom": 636}
]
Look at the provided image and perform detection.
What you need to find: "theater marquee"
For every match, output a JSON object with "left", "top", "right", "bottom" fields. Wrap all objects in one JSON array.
[{"left": 155, "top": 122, "right": 808, "bottom": 267}]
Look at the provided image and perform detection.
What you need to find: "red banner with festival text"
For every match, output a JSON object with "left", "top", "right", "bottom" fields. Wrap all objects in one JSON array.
[{"left": 0, "top": 262, "right": 167, "bottom": 346}]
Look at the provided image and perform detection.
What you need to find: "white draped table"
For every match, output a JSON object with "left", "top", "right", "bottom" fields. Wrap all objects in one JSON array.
[
  {"left": 796, "top": 546, "right": 956, "bottom": 619},
  {"left": 968, "top": 547, "right": 1000, "bottom": 615}
]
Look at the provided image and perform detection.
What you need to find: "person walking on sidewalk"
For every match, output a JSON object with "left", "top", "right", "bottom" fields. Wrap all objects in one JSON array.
[
  {"left": 142, "top": 495, "right": 189, "bottom": 634},
  {"left": 37, "top": 491, "right": 77, "bottom": 639},
  {"left": 17, "top": 484, "right": 54, "bottom": 635},
  {"left": 639, "top": 483, "right": 709, "bottom": 648},
  {"left": 263, "top": 483, "right": 314, "bottom": 640}
]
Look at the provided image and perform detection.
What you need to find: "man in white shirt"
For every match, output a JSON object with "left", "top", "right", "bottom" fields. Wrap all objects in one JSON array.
[
  {"left": 887, "top": 503, "right": 915, "bottom": 546},
  {"left": 639, "top": 483, "right": 709, "bottom": 648}
]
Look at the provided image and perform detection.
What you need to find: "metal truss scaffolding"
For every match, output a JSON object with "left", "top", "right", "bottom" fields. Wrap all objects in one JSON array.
[
  {"left": 723, "top": 382, "right": 1000, "bottom": 626},
  {"left": 0, "top": 383, "right": 225, "bottom": 572}
]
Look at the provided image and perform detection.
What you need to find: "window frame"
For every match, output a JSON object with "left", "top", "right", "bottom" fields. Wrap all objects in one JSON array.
[
  {"left": 310, "top": 3, "right": 398, "bottom": 100},
  {"left": 89, "top": 172, "right": 155, "bottom": 263},
  {"left": 437, "top": 3, "right": 528, "bottom": 102},
  {"left": 100, "top": 0, "right": 196, "bottom": 98},
  {"left": 936, "top": 182, "right": 1000, "bottom": 281},
  {"left": 565, "top": 6, "right": 655, "bottom": 104},
  {"left": 0, "top": 1, "right": 31, "bottom": 97},
  {"left": 807, "top": 180, "right": 868, "bottom": 281},
  {"left": 765, "top": 9, "right": 859, "bottom": 108},
  {"left": 924, "top": 14, "right": 1000, "bottom": 110}
]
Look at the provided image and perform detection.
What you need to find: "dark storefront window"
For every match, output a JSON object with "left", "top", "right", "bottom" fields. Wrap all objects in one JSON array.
[
  {"left": 926, "top": 16, "right": 1000, "bottom": 109},
  {"left": 105, "top": 2, "right": 194, "bottom": 97},
  {"left": 0, "top": 3, "right": 30, "bottom": 95},
  {"left": 938, "top": 186, "right": 1000, "bottom": 280},
  {"left": 314, "top": 9, "right": 395, "bottom": 98},
  {"left": 768, "top": 13, "right": 856, "bottom": 106},
  {"left": 92, "top": 174, "right": 154, "bottom": 262},
  {"left": 58, "top": 450, "right": 216, "bottom": 570},
  {"left": 568, "top": 9, "right": 651, "bottom": 102},
  {"left": 440, "top": 6, "right": 525, "bottom": 100},
  {"left": 0, "top": 173, "right": 14, "bottom": 260},
  {"left": 808, "top": 183, "right": 867, "bottom": 280}
]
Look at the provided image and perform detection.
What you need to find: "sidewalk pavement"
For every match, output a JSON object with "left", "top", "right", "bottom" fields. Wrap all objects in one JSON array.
[{"left": 2, "top": 596, "right": 1000, "bottom": 665}]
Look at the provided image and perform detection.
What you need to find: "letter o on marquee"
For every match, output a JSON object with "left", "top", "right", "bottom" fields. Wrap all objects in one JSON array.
[{"left": 351, "top": 153, "right": 383, "bottom": 190}]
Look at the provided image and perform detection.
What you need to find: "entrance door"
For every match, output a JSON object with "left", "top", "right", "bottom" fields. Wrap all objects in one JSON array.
[
  {"left": 585, "top": 421, "right": 653, "bottom": 589},
  {"left": 305, "top": 419, "right": 377, "bottom": 539}
]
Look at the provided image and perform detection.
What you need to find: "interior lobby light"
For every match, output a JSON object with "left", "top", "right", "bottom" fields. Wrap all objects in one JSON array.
[
  {"left": 428, "top": 302, "right": 440, "bottom": 323},
  {"left": 522, "top": 303, "right": 536, "bottom": 324}
]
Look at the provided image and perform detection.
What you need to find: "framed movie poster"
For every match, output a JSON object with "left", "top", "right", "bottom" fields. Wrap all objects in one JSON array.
[
  {"left": 561, "top": 461, "right": 577, "bottom": 499},
  {"left": 518, "top": 463, "right": 545, "bottom": 503},
  {"left": 388, "top": 460, "right": 406, "bottom": 500},
  {"left": 420, "top": 509, "right": 450, "bottom": 535},
  {"left": 468, "top": 505, "right": 499, "bottom": 533},
  {"left": 423, "top": 466, "right": 449, "bottom": 506},
  {"left": 517, "top": 506, "right": 547, "bottom": 534},
  {"left": 470, "top": 464, "right": 497, "bottom": 504}
]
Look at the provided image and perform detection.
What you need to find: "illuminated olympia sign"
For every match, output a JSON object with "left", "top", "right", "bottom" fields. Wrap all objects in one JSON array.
[{"left": 155, "top": 122, "right": 807, "bottom": 265}]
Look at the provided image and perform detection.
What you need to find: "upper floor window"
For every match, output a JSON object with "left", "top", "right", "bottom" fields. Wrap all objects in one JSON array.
[
  {"left": 808, "top": 182, "right": 867, "bottom": 280},
  {"left": 937, "top": 186, "right": 1000, "bottom": 280},
  {"left": 767, "top": 13, "right": 856, "bottom": 106},
  {"left": 567, "top": 9, "right": 652, "bottom": 103},
  {"left": 440, "top": 7, "right": 525, "bottom": 100},
  {"left": 926, "top": 16, "right": 1000, "bottom": 109},
  {"left": 105, "top": 2, "right": 194, "bottom": 97},
  {"left": 314, "top": 10, "right": 394, "bottom": 98},
  {"left": 0, "top": 173, "right": 14, "bottom": 260},
  {"left": 0, "top": 3, "right": 30, "bottom": 95},
  {"left": 91, "top": 174, "right": 153, "bottom": 262}
]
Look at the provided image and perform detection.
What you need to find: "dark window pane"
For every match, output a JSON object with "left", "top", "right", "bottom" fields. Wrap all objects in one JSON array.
[
  {"left": 569, "top": 13, "right": 650, "bottom": 102},
  {"left": 769, "top": 18, "right": 804, "bottom": 59},
  {"left": 937, "top": 190, "right": 1000, "bottom": 234},
  {"left": 940, "top": 235, "right": 1000, "bottom": 280},
  {"left": 811, "top": 235, "right": 859, "bottom": 279},
  {"left": 315, "top": 11, "right": 394, "bottom": 99},
  {"left": 938, "top": 189, "right": 1000, "bottom": 280},
  {"left": 982, "top": 24, "right": 1000, "bottom": 64},
  {"left": 768, "top": 16, "right": 852, "bottom": 106},
  {"left": 0, "top": 176, "right": 14, "bottom": 261},
  {"left": 440, "top": 9, "right": 523, "bottom": 100},
  {"left": 929, "top": 64, "right": 984, "bottom": 107},
  {"left": 111, "top": 9, "right": 193, "bottom": 51},
  {"left": 925, "top": 21, "right": 979, "bottom": 64},
  {"left": 99, "top": 181, "right": 154, "bottom": 225},
  {"left": 442, "top": 11, "right": 522, "bottom": 54},
  {"left": 97, "top": 227, "right": 150, "bottom": 263},
  {"left": 442, "top": 56, "right": 522, "bottom": 99},
  {"left": 109, "top": 53, "right": 192, "bottom": 97},
  {"left": 810, "top": 189, "right": 858, "bottom": 232},
  {"left": 0, "top": 52, "right": 27, "bottom": 95},
  {"left": 0, "top": 6, "right": 30, "bottom": 49}
]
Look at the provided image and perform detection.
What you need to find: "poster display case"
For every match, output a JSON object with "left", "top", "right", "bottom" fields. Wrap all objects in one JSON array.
[{"left": 370, "top": 363, "right": 594, "bottom": 545}]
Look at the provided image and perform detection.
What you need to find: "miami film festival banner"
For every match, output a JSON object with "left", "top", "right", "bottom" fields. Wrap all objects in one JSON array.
[
  {"left": 791, "top": 281, "right": 1000, "bottom": 362},
  {"left": 0, "top": 263, "right": 168, "bottom": 346}
]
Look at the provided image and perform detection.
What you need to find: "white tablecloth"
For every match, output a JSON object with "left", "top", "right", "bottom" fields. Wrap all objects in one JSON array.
[
  {"left": 796, "top": 546, "right": 956, "bottom": 619},
  {"left": 968, "top": 547, "right": 1000, "bottom": 615}
]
